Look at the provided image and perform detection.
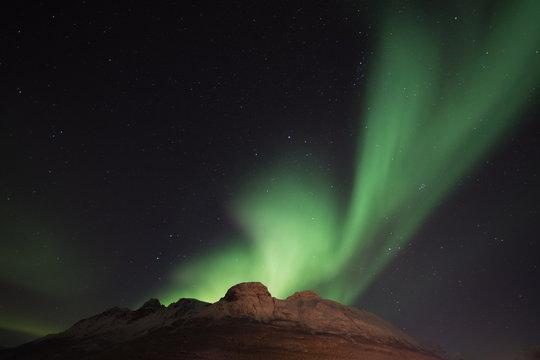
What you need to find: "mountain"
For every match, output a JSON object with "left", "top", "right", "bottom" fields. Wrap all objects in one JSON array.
[
  {"left": 1, "top": 282, "right": 445, "bottom": 359},
  {"left": 514, "top": 347, "right": 540, "bottom": 360}
]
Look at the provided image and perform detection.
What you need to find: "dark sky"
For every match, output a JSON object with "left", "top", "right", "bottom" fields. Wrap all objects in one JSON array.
[{"left": 1, "top": 1, "right": 539, "bottom": 359}]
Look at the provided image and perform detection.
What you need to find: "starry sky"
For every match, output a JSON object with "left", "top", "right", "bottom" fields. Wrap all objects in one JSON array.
[{"left": 1, "top": 1, "right": 539, "bottom": 359}]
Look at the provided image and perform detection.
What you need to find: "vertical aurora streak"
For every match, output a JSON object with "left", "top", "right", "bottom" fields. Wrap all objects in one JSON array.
[
  {"left": 159, "top": 0, "right": 540, "bottom": 304},
  {"left": 337, "top": 0, "right": 540, "bottom": 302}
]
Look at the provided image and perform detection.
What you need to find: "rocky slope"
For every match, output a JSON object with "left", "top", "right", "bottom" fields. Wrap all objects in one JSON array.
[{"left": 1, "top": 282, "right": 445, "bottom": 360}]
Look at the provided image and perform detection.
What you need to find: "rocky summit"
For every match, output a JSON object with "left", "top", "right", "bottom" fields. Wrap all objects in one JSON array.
[{"left": 1, "top": 282, "right": 445, "bottom": 360}]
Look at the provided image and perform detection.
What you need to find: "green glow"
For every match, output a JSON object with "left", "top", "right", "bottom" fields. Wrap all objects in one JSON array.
[
  {"left": 0, "top": 221, "right": 91, "bottom": 297},
  {"left": 0, "top": 318, "right": 61, "bottom": 338},
  {"left": 159, "top": 0, "right": 540, "bottom": 305},
  {"left": 0, "top": 219, "right": 96, "bottom": 340},
  {"left": 0, "top": 304, "right": 63, "bottom": 339},
  {"left": 160, "top": 170, "right": 342, "bottom": 304}
]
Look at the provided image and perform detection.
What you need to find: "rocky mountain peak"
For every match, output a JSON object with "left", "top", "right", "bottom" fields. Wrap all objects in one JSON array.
[
  {"left": 197, "top": 282, "right": 276, "bottom": 320},
  {"left": 131, "top": 298, "right": 164, "bottom": 321},
  {"left": 138, "top": 298, "right": 162, "bottom": 310},
  {"left": 286, "top": 290, "right": 320, "bottom": 301},
  {"left": 223, "top": 282, "right": 272, "bottom": 302}
]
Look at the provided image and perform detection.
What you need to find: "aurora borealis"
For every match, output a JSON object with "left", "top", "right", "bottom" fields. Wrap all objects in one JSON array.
[
  {"left": 157, "top": 0, "right": 540, "bottom": 306},
  {"left": 2, "top": 1, "right": 540, "bottom": 358}
]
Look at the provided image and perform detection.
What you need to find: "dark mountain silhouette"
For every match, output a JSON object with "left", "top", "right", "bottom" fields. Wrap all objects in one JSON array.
[{"left": 1, "top": 282, "right": 445, "bottom": 359}]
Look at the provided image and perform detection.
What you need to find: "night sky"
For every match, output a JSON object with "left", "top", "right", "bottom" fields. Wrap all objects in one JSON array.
[{"left": 2, "top": 1, "right": 539, "bottom": 359}]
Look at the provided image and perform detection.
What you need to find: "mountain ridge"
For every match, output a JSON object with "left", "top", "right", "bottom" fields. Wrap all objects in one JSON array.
[{"left": 2, "top": 282, "right": 445, "bottom": 360}]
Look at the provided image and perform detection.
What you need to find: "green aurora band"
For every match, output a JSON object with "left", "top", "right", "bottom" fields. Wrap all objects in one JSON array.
[
  {"left": 0, "top": 219, "right": 96, "bottom": 339},
  {"left": 158, "top": 0, "right": 540, "bottom": 305}
]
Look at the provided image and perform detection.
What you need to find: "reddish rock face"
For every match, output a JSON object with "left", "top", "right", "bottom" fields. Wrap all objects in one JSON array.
[
  {"left": 286, "top": 290, "right": 320, "bottom": 301},
  {"left": 1, "top": 282, "right": 445, "bottom": 360},
  {"left": 223, "top": 282, "right": 273, "bottom": 301},
  {"left": 197, "top": 282, "right": 276, "bottom": 321}
]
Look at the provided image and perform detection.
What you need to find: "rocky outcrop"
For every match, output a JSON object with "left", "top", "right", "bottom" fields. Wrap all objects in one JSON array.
[
  {"left": 194, "top": 282, "right": 421, "bottom": 349},
  {"left": 131, "top": 298, "right": 164, "bottom": 321},
  {"left": 63, "top": 297, "right": 209, "bottom": 341},
  {"left": 197, "top": 282, "right": 276, "bottom": 320}
]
